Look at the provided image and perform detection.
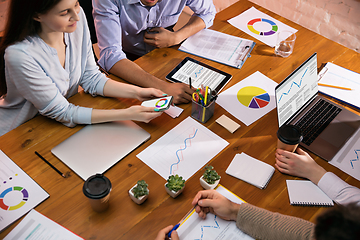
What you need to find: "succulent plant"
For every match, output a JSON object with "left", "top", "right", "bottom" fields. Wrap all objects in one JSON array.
[
  {"left": 131, "top": 180, "right": 149, "bottom": 199},
  {"left": 166, "top": 174, "right": 185, "bottom": 192},
  {"left": 203, "top": 166, "right": 220, "bottom": 185}
]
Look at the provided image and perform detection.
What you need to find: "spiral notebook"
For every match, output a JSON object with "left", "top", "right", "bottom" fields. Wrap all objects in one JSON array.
[{"left": 286, "top": 180, "right": 334, "bottom": 206}]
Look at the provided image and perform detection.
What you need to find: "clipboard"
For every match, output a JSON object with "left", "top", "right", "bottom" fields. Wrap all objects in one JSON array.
[{"left": 178, "top": 29, "right": 255, "bottom": 69}]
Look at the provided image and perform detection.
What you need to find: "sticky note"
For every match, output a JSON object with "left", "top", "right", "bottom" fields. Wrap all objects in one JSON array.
[{"left": 216, "top": 115, "right": 240, "bottom": 133}]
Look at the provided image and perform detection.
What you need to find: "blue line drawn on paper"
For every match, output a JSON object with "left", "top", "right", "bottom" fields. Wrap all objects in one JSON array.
[
  {"left": 350, "top": 149, "right": 360, "bottom": 169},
  {"left": 170, "top": 128, "right": 198, "bottom": 175},
  {"left": 194, "top": 215, "right": 220, "bottom": 240}
]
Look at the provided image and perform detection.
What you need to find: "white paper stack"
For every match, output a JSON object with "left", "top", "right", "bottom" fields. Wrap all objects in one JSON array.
[{"left": 226, "top": 153, "right": 275, "bottom": 189}]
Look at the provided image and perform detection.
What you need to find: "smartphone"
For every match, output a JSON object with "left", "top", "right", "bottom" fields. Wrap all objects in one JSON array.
[{"left": 141, "top": 96, "right": 173, "bottom": 111}]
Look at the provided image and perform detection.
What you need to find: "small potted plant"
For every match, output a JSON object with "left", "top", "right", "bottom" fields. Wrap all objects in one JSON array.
[
  {"left": 165, "top": 174, "right": 185, "bottom": 198},
  {"left": 129, "top": 180, "right": 149, "bottom": 204},
  {"left": 200, "top": 165, "right": 221, "bottom": 190}
]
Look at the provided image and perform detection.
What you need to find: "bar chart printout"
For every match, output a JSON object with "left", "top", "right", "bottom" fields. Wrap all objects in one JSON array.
[
  {"left": 136, "top": 117, "right": 229, "bottom": 180},
  {"left": 0, "top": 150, "right": 49, "bottom": 232}
]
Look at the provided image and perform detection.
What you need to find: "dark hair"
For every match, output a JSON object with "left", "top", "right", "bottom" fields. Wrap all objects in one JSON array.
[
  {"left": 0, "top": 0, "right": 62, "bottom": 97},
  {"left": 315, "top": 202, "right": 360, "bottom": 240}
]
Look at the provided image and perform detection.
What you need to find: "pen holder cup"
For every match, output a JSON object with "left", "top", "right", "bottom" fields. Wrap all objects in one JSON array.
[{"left": 191, "top": 99, "right": 216, "bottom": 123}]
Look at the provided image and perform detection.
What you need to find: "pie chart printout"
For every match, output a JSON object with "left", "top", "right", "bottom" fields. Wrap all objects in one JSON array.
[{"left": 237, "top": 86, "right": 270, "bottom": 109}]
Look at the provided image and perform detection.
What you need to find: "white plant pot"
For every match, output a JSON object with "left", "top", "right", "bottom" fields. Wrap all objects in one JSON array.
[
  {"left": 165, "top": 183, "right": 184, "bottom": 198},
  {"left": 129, "top": 184, "right": 149, "bottom": 204},
  {"left": 200, "top": 176, "right": 220, "bottom": 190}
]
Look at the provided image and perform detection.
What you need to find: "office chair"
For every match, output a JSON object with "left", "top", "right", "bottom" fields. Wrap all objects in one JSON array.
[
  {"left": 79, "top": 0, "right": 109, "bottom": 75},
  {"left": 79, "top": 0, "right": 97, "bottom": 45}
]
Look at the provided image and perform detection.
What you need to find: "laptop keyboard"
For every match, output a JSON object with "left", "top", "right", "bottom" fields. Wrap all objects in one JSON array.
[{"left": 294, "top": 99, "right": 342, "bottom": 146}]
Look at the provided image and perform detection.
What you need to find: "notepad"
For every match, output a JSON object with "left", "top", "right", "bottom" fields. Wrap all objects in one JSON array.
[
  {"left": 286, "top": 180, "right": 334, "bottom": 206},
  {"left": 225, "top": 153, "right": 275, "bottom": 189}
]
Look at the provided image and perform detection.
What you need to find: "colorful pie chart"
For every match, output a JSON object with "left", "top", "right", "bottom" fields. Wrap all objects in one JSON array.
[
  {"left": 247, "top": 18, "right": 278, "bottom": 36},
  {"left": 237, "top": 86, "right": 270, "bottom": 109},
  {"left": 155, "top": 98, "right": 168, "bottom": 108},
  {"left": 0, "top": 186, "right": 28, "bottom": 211}
]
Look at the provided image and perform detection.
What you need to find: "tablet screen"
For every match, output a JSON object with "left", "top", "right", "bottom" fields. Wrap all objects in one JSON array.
[{"left": 166, "top": 57, "right": 232, "bottom": 93}]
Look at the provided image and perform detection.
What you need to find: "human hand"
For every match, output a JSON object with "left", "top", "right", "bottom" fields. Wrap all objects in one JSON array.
[
  {"left": 155, "top": 225, "right": 179, "bottom": 240},
  {"left": 125, "top": 105, "right": 162, "bottom": 123},
  {"left": 136, "top": 87, "right": 167, "bottom": 102},
  {"left": 275, "top": 148, "right": 327, "bottom": 184},
  {"left": 159, "top": 82, "right": 194, "bottom": 104},
  {"left": 192, "top": 190, "right": 240, "bottom": 221},
  {"left": 144, "top": 27, "right": 179, "bottom": 48}
]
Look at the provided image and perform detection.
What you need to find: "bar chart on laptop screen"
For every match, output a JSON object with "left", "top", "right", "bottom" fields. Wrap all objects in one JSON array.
[{"left": 276, "top": 59, "right": 317, "bottom": 126}]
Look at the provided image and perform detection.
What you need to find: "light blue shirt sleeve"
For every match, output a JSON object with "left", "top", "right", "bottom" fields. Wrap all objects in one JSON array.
[
  {"left": 318, "top": 172, "right": 360, "bottom": 205},
  {"left": 93, "top": 0, "right": 216, "bottom": 71},
  {"left": 0, "top": 8, "right": 108, "bottom": 136}
]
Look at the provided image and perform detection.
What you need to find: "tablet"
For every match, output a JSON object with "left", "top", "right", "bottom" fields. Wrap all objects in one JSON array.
[{"left": 165, "top": 57, "right": 232, "bottom": 93}]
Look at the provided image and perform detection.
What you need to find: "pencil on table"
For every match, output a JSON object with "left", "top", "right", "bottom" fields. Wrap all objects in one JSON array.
[{"left": 318, "top": 83, "right": 352, "bottom": 91}]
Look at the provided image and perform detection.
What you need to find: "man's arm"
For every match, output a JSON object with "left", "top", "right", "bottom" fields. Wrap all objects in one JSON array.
[
  {"left": 144, "top": 15, "right": 206, "bottom": 48},
  {"left": 109, "top": 58, "right": 193, "bottom": 104}
]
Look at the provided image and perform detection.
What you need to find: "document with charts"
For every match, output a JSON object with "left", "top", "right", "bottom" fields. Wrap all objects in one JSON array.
[
  {"left": 217, "top": 71, "right": 277, "bottom": 126},
  {"left": 136, "top": 117, "right": 229, "bottom": 180},
  {"left": 4, "top": 209, "right": 83, "bottom": 240},
  {"left": 0, "top": 150, "right": 49, "bottom": 232},
  {"left": 177, "top": 185, "right": 254, "bottom": 240},
  {"left": 329, "top": 127, "right": 360, "bottom": 181},
  {"left": 228, "top": 7, "right": 297, "bottom": 47},
  {"left": 178, "top": 29, "right": 255, "bottom": 69}
]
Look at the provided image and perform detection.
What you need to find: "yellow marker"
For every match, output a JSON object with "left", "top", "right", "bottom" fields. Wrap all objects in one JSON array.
[{"left": 204, "top": 86, "right": 209, "bottom": 106}]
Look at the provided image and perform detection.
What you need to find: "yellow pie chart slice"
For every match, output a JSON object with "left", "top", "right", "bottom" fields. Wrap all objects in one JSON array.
[{"left": 237, "top": 86, "right": 267, "bottom": 107}]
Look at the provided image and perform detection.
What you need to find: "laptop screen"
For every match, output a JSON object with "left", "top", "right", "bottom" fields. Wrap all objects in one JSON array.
[{"left": 275, "top": 53, "right": 319, "bottom": 127}]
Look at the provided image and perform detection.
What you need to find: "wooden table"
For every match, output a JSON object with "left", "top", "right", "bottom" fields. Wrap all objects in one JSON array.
[{"left": 1, "top": 1, "right": 360, "bottom": 239}]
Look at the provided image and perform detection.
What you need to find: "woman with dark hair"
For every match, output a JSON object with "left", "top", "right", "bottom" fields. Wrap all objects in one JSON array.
[{"left": 0, "top": 0, "right": 164, "bottom": 136}]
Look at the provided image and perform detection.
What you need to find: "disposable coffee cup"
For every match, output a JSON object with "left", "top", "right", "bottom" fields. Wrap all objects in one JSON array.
[
  {"left": 277, "top": 125, "right": 303, "bottom": 152},
  {"left": 83, "top": 174, "right": 112, "bottom": 212}
]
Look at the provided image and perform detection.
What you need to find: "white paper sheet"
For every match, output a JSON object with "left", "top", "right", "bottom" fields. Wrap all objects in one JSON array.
[
  {"left": 136, "top": 117, "right": 229, "bottom": 180},
  {"left": 329, "top": 128, "right": 360, "bottom": 181},
  {"left": 217, "top": 71, "right": 277, "bottom": 126},
  {"left": 4, "top": 209, "right": 83, "bottom": 240},
  {"left": 177, "top": 185, "right": 254, "bottom": 240},
  {"left": 228, "top": 7, "right": 298, "bottom": 47},
  {"left": 0, "top": 150, "right": 49, "bottom": 232},
  {"left": 164, "top": 105, "right": 183, "bottom": 118},
  {"left": 318, "top": 62, "right": 360, "bottom": 110}
]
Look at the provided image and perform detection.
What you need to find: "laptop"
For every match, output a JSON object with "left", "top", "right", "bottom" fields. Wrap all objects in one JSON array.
[
  {"left": 275, "top": 53, "right": 360, "bottom": 161},
  {"left": 51, "top": 121, "right": 150, "bottom": 180}
]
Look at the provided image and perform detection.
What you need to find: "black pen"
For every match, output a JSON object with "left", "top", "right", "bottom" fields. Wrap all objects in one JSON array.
[
  {"left": 35, "top": 151, "right": 66, "bottom": 178},
  {"left": 189, "top": 77, "right": 192, "bottom": 89}
]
